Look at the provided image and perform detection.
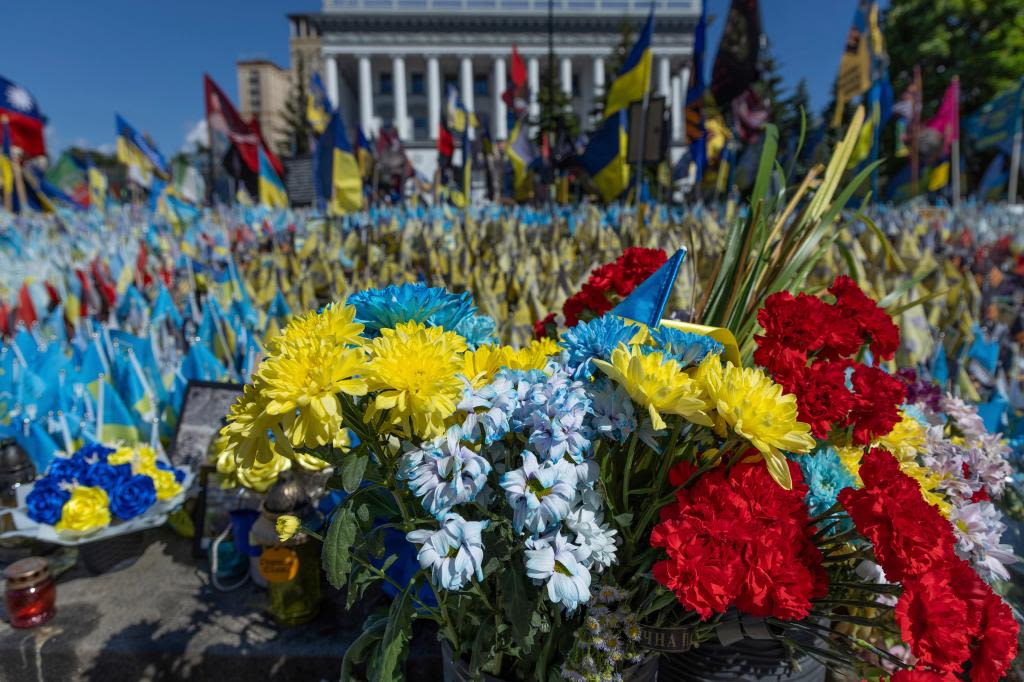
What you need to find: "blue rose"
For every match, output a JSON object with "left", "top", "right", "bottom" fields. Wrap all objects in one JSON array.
[
  {"left": 47, "top": 457, "right": 87, "bottom": 483},
  {"left": 155, "top": 460, "right": 186, "bottom": 484},
  {"left": 71, "top": 443, "right": 115, "bottom": 466},
  {"left": 109, "top": 475, "right": 157, "bottom": 521},
  {"left": 80, "top": 462, "right": 132, "bottom": 493},
  {"left": 26, "top": 479, "right": 71, "bottom": 525}
]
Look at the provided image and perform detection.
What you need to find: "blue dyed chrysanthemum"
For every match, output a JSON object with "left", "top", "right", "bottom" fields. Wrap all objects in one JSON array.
[
  {"left": 797, "top": 447, "right": 857, "bottom": 519},
  {"left": 346, "top": 283, "right": 478, "bottom": 337},
  {"left": 648, "top": 326, "right": 724, "bottom": 367},
  {"left": 559, "top": 316, "right": 642, "bottom": 378},
  {"left": 454, "top": 314, "right": 498, "bottom": 349}
]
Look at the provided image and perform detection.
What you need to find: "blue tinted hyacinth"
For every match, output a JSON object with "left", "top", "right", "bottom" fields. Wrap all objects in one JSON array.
[
  {"left": 648, "top": 326, "right": 724, "bottom": 367},
  {"left": 500, "top": 451, "right": 577, "bottom": 534},
  {"left": 346, "top": 283, "right": 477, "bottom": 337},
  {"left": 400, "top": 427, "right": 492, "bottom": 519},
  {"left": 454, "top": 314, "right": 498, "bottom": 349},
  {"left": 797, "top": 447, "right": 857, "bottom": 518},
  {"left": 458, "top": 374, "right": 518, "bottom": 444},
  {"left": 560, "top": 316, "right": 642, "bottom": 378},
  {"left": 407, "top": 513, "right": 489, "bottom": 591},
  {"left": 525, "top": 383, "right": 592, "bottom": 464}
]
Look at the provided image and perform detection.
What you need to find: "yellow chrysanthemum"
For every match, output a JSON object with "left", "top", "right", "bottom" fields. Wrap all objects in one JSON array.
[
  {"left": 55, "top": 486, "right": 110, "bottom": 533},
  {"left": 529, "top": 337, "right": 561, "bottom": 357},
  {"left": 837, "top": 444, "right": 866, "bottom": 483},
  {"left": 220, "top": 382, "right": 289, "bottom": 467},
  {"left": 873, "top": 410, "right": 927, "bottom": 461},
  {"left": 695, "top": 355, "right": 815, "bottom": 490},
  {"left": 592, "top": 344, "right": 712, "bottom": 432},
  {"left": 365, "top": 322, "right": 464, "bottom": 439},
  {"left": 259, "top": 341, "right": 368, "bottom": 449},
  {"left": 503, "top": 339, "right": 557, "bottom": 372},
  {"left": 267, "top": 303, "right": 365, "bottom": 354},
  {"left": 462, "top": 345, "right": 515, "bottom": 388},
  {"left": 382, "top": 321, "right": 468, "bottom": 354}
]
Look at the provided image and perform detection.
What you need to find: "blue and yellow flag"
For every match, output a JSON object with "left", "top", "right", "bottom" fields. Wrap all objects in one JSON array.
[
  {"left": 314, "top": 112, "right": 363, "bottom": 214},
  {"left": 307, "top": 72, "right": 332, "bottom": 136},
  {"left": 115, "top": 114, "right": 168, "bottom": 186},
  {"left": 506, "top": 118, "right": 537, "bottom": 201},
  {"left": 581, "top": 110, "right": 630, "bottom": 202},
  {"left": 964, "top": 80, "right": 1024, "bottom": 152},
  {"left": 258, "top": 145, "right": 288, "bottom": 208},
  {"left": 87, "top": 161, "right": 107, "bottom": 212},
  {"left": 604, "top": 9, "right": 654, "bottom": 118},
  {"left": 356, "top": 127, "right": 374, "bottom": 179},
  {"left": 0, "top": 119, "right": 12, "bottom": 204}
]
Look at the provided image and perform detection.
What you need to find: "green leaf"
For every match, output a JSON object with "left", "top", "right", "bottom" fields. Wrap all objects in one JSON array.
[
  {"left": 342, "top": 453, "right": 370, "bottom": 493},
  {"left": 341, "top": 616, "right": 387, "bottom": 682},
  {"left": 323, "top": 506, "right": 358, "bottom": 589},
  {"left": 371, "top": 585, "right": 415, "bottom": 682},
  {"left": 500, "top": 567, "right": 537, "bottom": 652},
  {"left": 613, "top": 512, "right": 634, "bottom": 526}
]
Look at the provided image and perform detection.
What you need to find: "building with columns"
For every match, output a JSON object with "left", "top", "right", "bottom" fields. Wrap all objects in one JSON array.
[{"left": 288, "top": 0, "right": 699, "bottom": 179}]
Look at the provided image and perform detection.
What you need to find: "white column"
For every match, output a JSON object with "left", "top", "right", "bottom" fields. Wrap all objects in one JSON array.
[
  {"left": 493, "top": 57, "right": 508, "bottom": 140},
  {"left": 589, "top": 56, "right": 602, "bottom": 94},
  {"left": 527, "top": 57, "right": 540, "bottom": 120},
  {"left": 670, "top": 75, "right": 683, "bottom": 142},
  {"left": 427, "top": 56, "right": 441, "bottom": 140},
  {"left": 393, "top": 56, "right": 409, "bottom": 140},
  {"left": 358, "top": 56, "right": 374, "bottom": 135},
  {"left": 658, "top": 56, "right": 671, "bottom": 99},
  {"left": 679, "top": 65, "right": 691, "bottom": 105},
  {"left": 560, "top": 57, "right": 572, "bottom": 98},
  {"left": 460, "top": 57, "right": 474, "bottom": 113},
  {"left": 325, "top": 54, "right": 339, "bottom": 109}
]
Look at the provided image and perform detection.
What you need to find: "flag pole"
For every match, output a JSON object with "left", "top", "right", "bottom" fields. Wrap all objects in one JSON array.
[
  {"left": 951, "top": 76, "right": 961, "bottom": 209},
  {"left": 910, "top": 65, "right": 922, "bottom": 196},
  {"left": 1009, "top": 130, "right": 1022, "bottom": 204}
]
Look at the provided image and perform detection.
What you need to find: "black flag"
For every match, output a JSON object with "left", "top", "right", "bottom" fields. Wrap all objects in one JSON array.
[{"left": 709, "top": 0, "right": 762, "bottom": 106}]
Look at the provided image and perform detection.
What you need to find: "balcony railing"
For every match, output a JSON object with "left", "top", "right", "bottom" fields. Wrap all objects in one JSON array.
[{"left": 323, "top": 0, "right": 697, "bottom": 14}]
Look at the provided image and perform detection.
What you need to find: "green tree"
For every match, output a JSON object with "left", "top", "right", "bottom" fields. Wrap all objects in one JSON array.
[
  {"left": 885, "top": 0, "right": 1024, "bottom": 118},
  {"left": 278, "top": 54, "right": 313, "bottom": 157},
  {"left": 757, "top": 45, "right": 787, "bottom": 128},
  {"left": 779, "top": 77, "right": 811, "bottom": 139},
  {"left": 533, "top": 65, "right": 580, "bottom": 147}
]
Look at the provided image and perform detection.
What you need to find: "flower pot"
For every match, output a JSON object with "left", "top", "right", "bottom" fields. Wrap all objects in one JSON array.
[
  {"left": 440, "top": 641, "right": 660, "bottom": 682},
  {"left": 656, "top": 614, "right": 825, "bottom": 682}
]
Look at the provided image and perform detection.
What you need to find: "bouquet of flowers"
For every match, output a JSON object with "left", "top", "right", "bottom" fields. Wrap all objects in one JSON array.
[
  {"left": 6, "top": 443, "right": 189, "bottom": 542},
  {"left": 222, "top": 269, "right": 1019, "bottom": 681}
]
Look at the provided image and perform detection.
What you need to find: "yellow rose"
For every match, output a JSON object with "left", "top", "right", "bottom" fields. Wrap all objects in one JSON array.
[
  {"left": 147, "top": 469, "right": 183, "bottom": 501},
  {"left": 107, "top": 446, "right": 136, "bottom": 466},
  {"left": 55, "top": 486, "right": 111, "bottom": 533}
]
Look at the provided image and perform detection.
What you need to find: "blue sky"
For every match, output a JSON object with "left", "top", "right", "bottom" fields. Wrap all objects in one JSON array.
[{"left": 1, "top": 1, "right": 873, "bottom": 157}]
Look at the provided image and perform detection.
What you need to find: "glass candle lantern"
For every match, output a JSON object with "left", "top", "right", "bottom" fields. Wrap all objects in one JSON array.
[{"left": 4, "top": 557, "right": 56, "bottom": 628}]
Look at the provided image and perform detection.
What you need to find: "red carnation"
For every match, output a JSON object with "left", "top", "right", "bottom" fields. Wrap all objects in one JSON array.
[
  {"left": 827, "top": 275, "right": 901, "bottom": 360},
  {"left": 533, "top": 312, "right": 557, "bottom": 340},
  {"left": 792, "top": 361, "right": 856, "bottom": 438},
  {"left": 895, "top": 572, "right": 973, "bottom": 674},
  {"left": 617, "top": 247, "right": 667, "bottom": 291},
  {"left": 754, "top": 291, "right": 835, "bottom": 373},
  {"left": 837, "top": 449, "right": 956, "bottom": 582},
  {"left": 887, "top": 670, "right": 959, "bottom": 681},
  {"left": 845, "top": 365, "right": 906, "bottom": 445},
  {"left": 652, "top": 459, "right": 826, "bottom": 621},
  {"left": 969, "top": 589, "right": 1019, "bottom": 682}
]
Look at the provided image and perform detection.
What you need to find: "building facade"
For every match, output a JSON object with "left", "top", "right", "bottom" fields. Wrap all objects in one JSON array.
[
  {"left": 289, "top": 0, "right": 699, "bottom": 178},
  {"left": 236, "top": 59, "right": 292, "bottom": 154}
]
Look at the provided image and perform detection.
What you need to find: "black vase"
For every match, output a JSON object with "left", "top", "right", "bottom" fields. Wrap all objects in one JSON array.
[{"left": 658, "top": 637, "right": 826, "bottom": 682}]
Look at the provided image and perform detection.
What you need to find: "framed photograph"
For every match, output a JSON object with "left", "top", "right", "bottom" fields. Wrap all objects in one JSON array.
[{"left": 170, "top": 380, "right": 243, "bottom": 472}]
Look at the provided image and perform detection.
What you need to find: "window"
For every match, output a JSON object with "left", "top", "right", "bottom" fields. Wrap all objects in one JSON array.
[
  {"left": 572, "top": 75, "right": 580, "bottom": 96},
  {"left": 411, "top": 72, "right": 425, "bottom": 95},
  {"left": 414, "top": 116, "right": 427, "bottom": 140},
  {"left": 474, "top": 74, "right": 488, "bottom": 97},
  {"left": 380, "top": 72, "right": 393, "bottom": 95},
  {"left": 444, "top": 76, "right": 459, "bottom": 94}
]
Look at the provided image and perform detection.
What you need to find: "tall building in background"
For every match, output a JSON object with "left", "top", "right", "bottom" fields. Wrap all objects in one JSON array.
[
  {"left": 288, "top": 0, "right": 699, "bottom": 178},
  {"left": 236, "top": 59, "right": 291, "bottom": 153}
]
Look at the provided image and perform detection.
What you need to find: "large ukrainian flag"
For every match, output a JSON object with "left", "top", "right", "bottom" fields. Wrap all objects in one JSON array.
[
  {"left": 581, "top": 110, "right": 630, "bottom": 202},
  {"left": 307, "top": 72, "right": 332, "bottom": 136},
  {"left": 604, "top": 9, "right": 654, "bottom": 118},
  {"left": 258, "top": 145, "right": 288, "bottom": 208},
  {"left": 314, "top": 112, "right": 363, "bottom": 214},
  {"left": 115, "top": 114, "right": 168, "bottom": 185}
]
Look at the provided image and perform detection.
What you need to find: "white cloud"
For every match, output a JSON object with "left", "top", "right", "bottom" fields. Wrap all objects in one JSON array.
[
  {"left": 183, "top": 119, "right": 208, "bottom": 152},
  {"left": 44, "top": 124, "right": 59, "bottom": 154},
  {"left": 97, "top": 143, "right": 114, "bottom": 155}
]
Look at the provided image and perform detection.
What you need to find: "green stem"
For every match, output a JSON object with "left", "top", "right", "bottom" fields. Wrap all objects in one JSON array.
[
  {"left": 620, "top": 430, "right": 640, "bottom": 511},
  {"left": 352, "top": 556, "right": 440, "bottom": 617}
]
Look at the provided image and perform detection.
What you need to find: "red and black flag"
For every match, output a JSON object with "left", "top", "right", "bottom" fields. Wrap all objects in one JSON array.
[{"left": 709, "top": 0, "right": 762, "bottom": 107}]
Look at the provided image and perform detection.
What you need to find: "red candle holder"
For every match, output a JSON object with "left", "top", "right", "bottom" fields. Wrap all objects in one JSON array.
[{"left": 4, "top": 557, "right": 56, "bottom": 628}]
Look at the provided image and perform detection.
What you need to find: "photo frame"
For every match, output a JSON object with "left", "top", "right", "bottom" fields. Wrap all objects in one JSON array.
[{"left": 170, "top": 380, "right": 243, "bottom": 472}]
